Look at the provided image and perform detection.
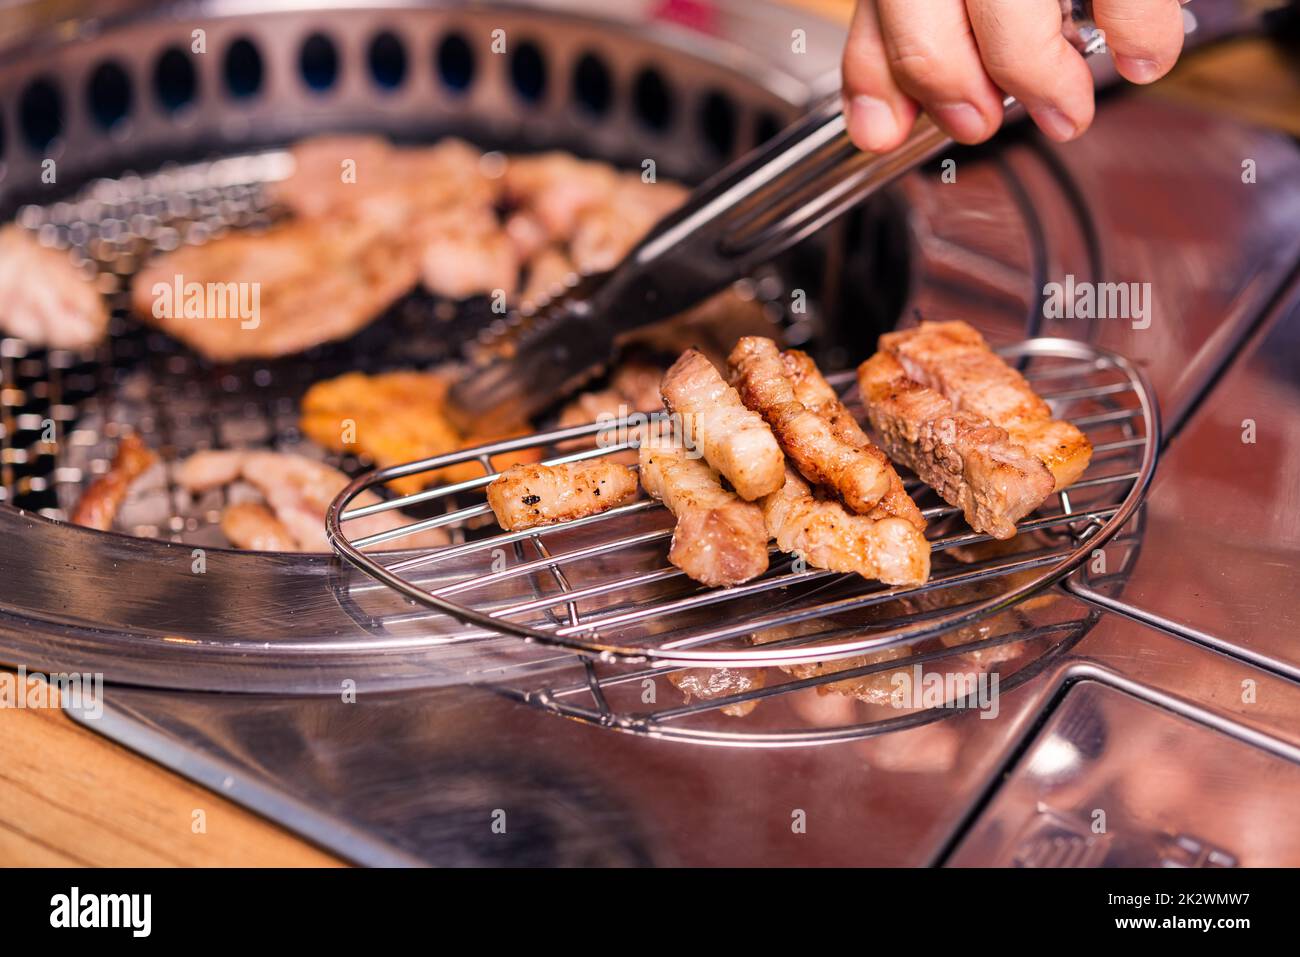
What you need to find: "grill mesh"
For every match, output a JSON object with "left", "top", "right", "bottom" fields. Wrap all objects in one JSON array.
[{"left": 0, "top": 149, "right": 798, "bottom": 545}]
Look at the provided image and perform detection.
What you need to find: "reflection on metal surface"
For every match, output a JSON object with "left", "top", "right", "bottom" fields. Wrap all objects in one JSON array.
[
  {"left": 947, "top": 680, "right": 1300, "bottom": 866},
  {"left": 69, "top": 611, "right": 1300, "bottom": 866},
  {"left": 1068, "top": 290, "right": 1300, "bottom": 679}
]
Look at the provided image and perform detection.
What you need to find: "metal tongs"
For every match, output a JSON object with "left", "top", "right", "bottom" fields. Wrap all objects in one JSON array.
[{"left": 445, "top": 1, "right": 1134, "bottom": 431}]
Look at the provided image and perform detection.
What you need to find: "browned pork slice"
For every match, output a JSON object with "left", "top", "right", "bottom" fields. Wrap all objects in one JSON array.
[
  {"left": 268, "top": 136, "right": 498, "bottom": 232},
  {"left": 777, "top": 346, "right": 926, "bottom": 531},
  {"left": 0, "top": 225, "right": 109, "bottom": 350},
  {"left": 858, "top": 351, "right": 1054, "bottom": 540},
  {"left": 501, "top": 152, "right": 621, "bottom": 241},
  {"left": 729, "top": 337, "right": 891, "bottom": 515},
  {"left": 487, "top": 461, "right": 638, "bottom": 531},
  {"left": 660, "top": 348, "right": 784, "bottom": 501},
  {"left": 131, "top": 217, "right": 419, "bottom": 361},
  {"left": 219, "top": 501, "right": 300, "bottom": 552},
  {"left": 638, "top": 430, "right": 769, "bottom": 587},
  {"left": 761, "top": 466, "right": 930, "bottom": 586},
  {"left": 880, "top": 320, "right": 1092, "bottom": 489}
]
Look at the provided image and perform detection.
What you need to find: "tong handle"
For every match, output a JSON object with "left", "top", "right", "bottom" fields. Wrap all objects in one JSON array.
[{"left": 591, "top": 1, "right": 1113, "bottom": 326}]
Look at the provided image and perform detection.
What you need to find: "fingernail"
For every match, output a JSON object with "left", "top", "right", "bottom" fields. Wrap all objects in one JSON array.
[
  {"left": 1115, "top": 54, "right": 1161, "bottom": 84},
  {"left": 932, "top": 102, "right": 988, "bottom": 143},
  {"left": 1029, "top": 105, "right": 1078, "bottom": 142},
  {"left": 847, "top": 94, "right": 898, "bottom": 152}
]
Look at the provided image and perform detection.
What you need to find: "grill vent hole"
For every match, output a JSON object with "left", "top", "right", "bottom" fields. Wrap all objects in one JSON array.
[
  {"left": 632, "top": 67, "right": 674, "bottom": 132},
  {"left": 300, "top": 33, "right": 340, "bottom": 92},
  {"left": 572, "top": 52, "right": 612, "bottom": 117},
  {"left": 88, "top": 61, "right": 133, "bottom": 131},
  {"left": 755, "top": 111, "right": 783, "bottom": 146},
  {"left": 368, "top": 31, "right": 407, "bottom": 90},
  {"left": 153, "top": 47, "right": 198, "bottom": 113},
  {"left": 224, "top": 37, "right": 264, "bottom": 99},
  {"left": 699, "top": 90, "right": 737, "bottom": 157},
  {"left": 436, "top": 33, "right": 475, "bottom": 93},
  {"left": 510, "top": 40, "right": 547, "bottom": 103},
  {"left": 19, "top": 77, "right": 63, "bottom": 153}
]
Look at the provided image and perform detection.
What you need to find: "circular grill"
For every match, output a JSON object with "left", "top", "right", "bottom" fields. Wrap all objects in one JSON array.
[
  {"left": 0, "top": 1, "right": 1155, "bottom": 742},
  {"left": 0, "top": 0, "right": 857, "bottom": 696}
]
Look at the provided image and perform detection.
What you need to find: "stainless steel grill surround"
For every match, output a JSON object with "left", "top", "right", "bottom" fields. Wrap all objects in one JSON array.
[{"left": 0, "top": 0, "right": 837, "bottom": 206}]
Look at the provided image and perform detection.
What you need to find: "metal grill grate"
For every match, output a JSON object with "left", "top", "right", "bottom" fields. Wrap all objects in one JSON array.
[
  {"left": 329, "top": 338, "right": 1160, "bottom": 677},
  {"left": 0, "top": 150, "right": 804, "bottom": 545}
]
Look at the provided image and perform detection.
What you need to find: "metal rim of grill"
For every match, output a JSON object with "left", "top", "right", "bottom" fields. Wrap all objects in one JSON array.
[{"left": 328, "top": 337, "right": 1160, "bottom": 670}]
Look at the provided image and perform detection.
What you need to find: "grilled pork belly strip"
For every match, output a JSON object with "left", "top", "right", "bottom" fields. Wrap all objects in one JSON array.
[
  {"left": 660, "top": 348, "right": 784, "bottom": 501},
  {"left": 880, "top": 320, "right": 1092, "bottom": 490},
  {"left": 70, "top": 434, "right": 159, "bottom": 531},
  {"left": 761, "top": 466, "right": 930, "bottom": 586},
  {"left": 858, "top": 351, "right": 1054, "bottom": 540},
  {"left": 487, "top": 461, "right": 638, "bottom": 531},
  {"left": 638, "top": 430, "right": 769, "bottom": 587},
  {"left": 729, "top": 337, "right": 891, "bottom": 516},
  {"left": 778, "top": 348, "right": 926, "bottom": 532}
]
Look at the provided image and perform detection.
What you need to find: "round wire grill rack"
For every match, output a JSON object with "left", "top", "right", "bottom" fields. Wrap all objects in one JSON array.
[{"left": 328, "top": 337, "right": 1160, "bottom": 671}]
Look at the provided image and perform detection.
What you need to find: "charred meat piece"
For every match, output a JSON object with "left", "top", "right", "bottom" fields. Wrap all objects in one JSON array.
[
  {"left": 569, "top": 176, "right": 689, "bottom": 273},
  {"left": 131, "top": 217, "right": 420, "bottom": 361},
  {"left": 660, "top": 349, "right": 784, "bottom": 501},
  {"left": 518, "top": 246, "right": 577, "bottom": 310},
  {"left": 728, "top": 336, "right": 889, "bottom": 515},
  {"left": 880, "top": 320, "right": 1092, "bottom": 489},
  {"left": 219, "top": 501, "right": 299, "bottom": 552},
  {"left": 300, "top": 369, "right": 539, "bottom": 496},
  {"left": 667, "top": 667, "right": 768, "bottom": 717},
  {"left": 269, "top": 136, "right": 514, "bottom": 301},
  {"left": 420, "top": 227, "right": 519, "bottom": 301},
  {"left": 761, "top": 466, "right": 930, "bottom": 586},
  {"left": 638, "top": 429, "right": 769, "bottom": 587},
  {"left": 175, "top": 449, "right": 447, "bottom": 551},
  {"left": 265, "top": 135, "right": 398, "bottom": 221},
  {"left": 487, "top": 461, "right": 638, "bottom": 531},
  {"left": 501, "top": 152, "right": 621, "bottom": 241},
  {"left": 269, "top": 136, "right": 499, "bottom": 233},
  {"left": 858, "top": 351, "right": 1054, "bottom": 540},
  {"left": 70, "top": 434, "right": 159, "bottom": 531},
  {"left": 610, "top": 362, "right": 667, "bottom": 414},
  {"left": 0, "top": 225, "right": 109, "bottom": 350},
  {"left": 557, "top": 360, "right": 667, "bottom": 465},
  {"left": 779, "top": 348, "right": 925, "bottom": 532}
]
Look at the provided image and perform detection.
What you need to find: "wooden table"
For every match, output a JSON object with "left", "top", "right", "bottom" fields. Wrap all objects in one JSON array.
[
  {"left": 0, "top": 688, "right": 339, "bottom": 866},
  {"left": 3, "top": 3, "right": 1297, "bottom": 869}
]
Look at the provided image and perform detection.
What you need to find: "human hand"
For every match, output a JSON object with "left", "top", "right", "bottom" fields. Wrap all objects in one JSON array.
[{"left": 841, "top": 0, "right": 1186, "bottom": 150}]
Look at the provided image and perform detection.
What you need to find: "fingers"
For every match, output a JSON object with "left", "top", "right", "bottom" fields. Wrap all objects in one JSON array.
[
  {"left": 1094, "top": 0, "right": 1185, "bottom": 84},
  {"left": 965, "top": 0, "right": 1096, "bottom": 142},
  {"left": 875, "top": 0, "right": 1004, "bottom": 144},
  {"left": 841, "top": 0, "right": 919, "bottom": 153}
]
